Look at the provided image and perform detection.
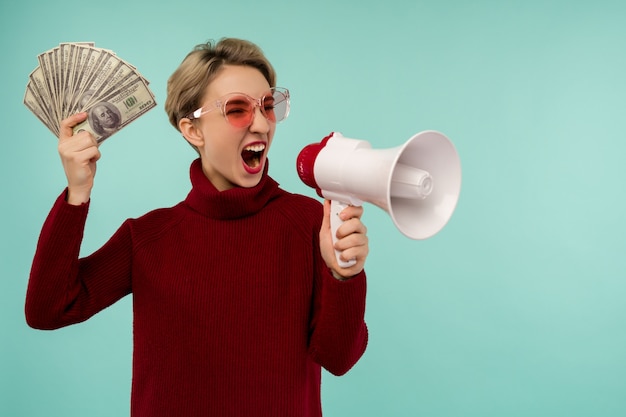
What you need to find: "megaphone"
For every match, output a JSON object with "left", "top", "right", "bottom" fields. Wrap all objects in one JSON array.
[{"left": 296, "top": 131, "right": 461, "bottom": 267}]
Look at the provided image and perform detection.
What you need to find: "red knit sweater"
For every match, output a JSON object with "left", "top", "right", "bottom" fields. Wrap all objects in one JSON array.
[{"left": 25, "top": 159, "right": 368, "bottom": 417}]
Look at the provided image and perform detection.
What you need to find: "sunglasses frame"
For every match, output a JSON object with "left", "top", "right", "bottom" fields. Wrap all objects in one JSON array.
[{"left": 185, "top": 87, "right": 290, "bottom": 128}]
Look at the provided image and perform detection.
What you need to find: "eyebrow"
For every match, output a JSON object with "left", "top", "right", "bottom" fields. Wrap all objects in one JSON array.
[{"left": 226, "top": 97, "right": 249, "bottom": 104}]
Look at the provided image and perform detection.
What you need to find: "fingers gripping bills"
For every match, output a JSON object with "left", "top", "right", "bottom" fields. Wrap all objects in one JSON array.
[{"left": 24, "top": 42, "right": 157, "bottom": 143}]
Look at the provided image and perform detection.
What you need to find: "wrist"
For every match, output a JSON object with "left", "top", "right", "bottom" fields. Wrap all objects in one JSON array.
[
  {"left": 66, "top": 186, "right": 91, "bottom": 205},
  {"left": 330, "top": 269, "right": 355, "bottom": 281}
]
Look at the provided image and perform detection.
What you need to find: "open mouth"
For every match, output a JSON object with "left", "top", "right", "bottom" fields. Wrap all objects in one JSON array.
[{"left": 241, "top": 143, "right": 266, "bottom": 169}]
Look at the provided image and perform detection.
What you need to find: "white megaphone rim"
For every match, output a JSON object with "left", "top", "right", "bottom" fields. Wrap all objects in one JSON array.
[{"left": 386, "top": 130, "right": 462, "bottom": 240}]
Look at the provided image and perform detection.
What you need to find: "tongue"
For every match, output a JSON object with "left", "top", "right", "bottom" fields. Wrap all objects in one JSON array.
[{"left": 242, "top": 150, "right": 261, "bottom": 168}]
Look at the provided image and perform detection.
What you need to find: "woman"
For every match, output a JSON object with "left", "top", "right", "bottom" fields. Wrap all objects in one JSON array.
[{"left": 26, "top": 37, "right": 369, "bottom": 417}]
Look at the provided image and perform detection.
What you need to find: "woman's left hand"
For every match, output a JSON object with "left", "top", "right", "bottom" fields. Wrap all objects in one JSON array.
[{"left": 320, "top": 200, "right": 369, "bottom": 279}]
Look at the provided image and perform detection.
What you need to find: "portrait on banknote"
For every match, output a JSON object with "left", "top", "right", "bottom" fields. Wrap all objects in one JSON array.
[{"left": 88, "top": 101, "right": 122, "bottom": 139}]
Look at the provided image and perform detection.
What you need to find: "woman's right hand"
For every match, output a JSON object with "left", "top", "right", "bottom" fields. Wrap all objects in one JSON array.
[{"left": 58, "top": 113, "right": 101, "bottom": 205}]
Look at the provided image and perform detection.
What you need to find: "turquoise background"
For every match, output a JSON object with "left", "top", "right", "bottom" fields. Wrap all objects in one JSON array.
[{"left": 2, "top": 1, "right": 625, "bottom": 416}]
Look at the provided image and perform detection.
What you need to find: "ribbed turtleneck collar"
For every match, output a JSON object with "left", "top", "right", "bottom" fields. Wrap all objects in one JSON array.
[{"left": 184, "top": 158, "right": 281, "bottom": 220}]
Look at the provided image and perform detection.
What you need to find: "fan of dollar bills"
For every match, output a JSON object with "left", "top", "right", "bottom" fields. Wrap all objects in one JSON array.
[{"left": 24, "top": 42, "right": 157, "bottom": 143}]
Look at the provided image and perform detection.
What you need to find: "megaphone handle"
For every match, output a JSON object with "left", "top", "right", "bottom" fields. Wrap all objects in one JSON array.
[{"left": 330, "top": 200, "right": 357, "bottom": 268}]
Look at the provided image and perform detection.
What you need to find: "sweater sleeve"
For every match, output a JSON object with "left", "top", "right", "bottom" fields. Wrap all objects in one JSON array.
[
  {"left": 308, "top": 255, "right": 368, "bottom": 376},
  {"left": 25, "top": 190, "right": 133, "bottom": 330}
]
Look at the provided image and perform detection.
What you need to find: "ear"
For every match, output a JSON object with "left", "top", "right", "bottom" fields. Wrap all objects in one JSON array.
[{"left": 178, "top": 117, "right": 204, "bottom": 148}]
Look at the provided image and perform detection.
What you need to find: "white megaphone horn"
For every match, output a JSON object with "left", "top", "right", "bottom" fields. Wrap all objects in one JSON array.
[{"left": 296, "top": 131, "right": 462, "bottom": 268}]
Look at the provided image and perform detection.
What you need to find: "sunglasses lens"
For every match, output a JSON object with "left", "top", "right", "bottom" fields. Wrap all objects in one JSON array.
[
  {"left": 224, "top": 97, "right": 254, "bottom": 128},
  {"left": 270, "top": 90, "right": 289, "bottom": 123}
]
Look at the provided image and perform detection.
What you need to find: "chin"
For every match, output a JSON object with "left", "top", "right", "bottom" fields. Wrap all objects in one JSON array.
[{"left": 234, "top": 172, "right": 263, "bottom": 189}]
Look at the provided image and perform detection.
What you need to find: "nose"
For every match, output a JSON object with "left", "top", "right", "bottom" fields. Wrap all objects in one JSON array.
[{"left": 249, "top": 105, "right": 270, "bottom": 133}]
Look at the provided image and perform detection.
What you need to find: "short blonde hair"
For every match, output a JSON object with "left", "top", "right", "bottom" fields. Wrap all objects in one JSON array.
[{"left": 164, "top": 37, "right": 277, "bottom": 131}]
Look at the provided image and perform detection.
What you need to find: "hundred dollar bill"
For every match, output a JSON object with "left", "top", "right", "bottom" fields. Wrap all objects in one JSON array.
[
  {"left": 73, "top": 75, "right": 156, "bottom": 143},
  {"left": 36, "top": 49, "right": 61, "bottom": 127},
  {"left": 27, "top": 66, "right": 57, "bottom": 133},
  {"left": 24, "top": 83, "right": 58, "bottom": 137}
]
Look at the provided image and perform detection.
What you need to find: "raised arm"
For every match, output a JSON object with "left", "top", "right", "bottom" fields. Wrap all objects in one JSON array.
[{"left": 25, "top": 114, "right": 131, "bottom": 329}]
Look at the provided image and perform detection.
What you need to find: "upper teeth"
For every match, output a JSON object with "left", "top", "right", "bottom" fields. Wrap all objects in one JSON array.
[{"left": 244, "top": 144, "right": 265, "bottom": 152}]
